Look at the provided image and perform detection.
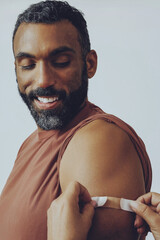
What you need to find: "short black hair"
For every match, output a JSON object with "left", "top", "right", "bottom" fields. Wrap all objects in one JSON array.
[{"left": 13, "top": 0, "right": 91, "bottom": 59}]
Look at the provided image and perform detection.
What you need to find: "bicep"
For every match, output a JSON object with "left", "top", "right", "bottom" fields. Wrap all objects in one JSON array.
[{"left": 60, "top": 121, "right": 145, "bottom": 240}]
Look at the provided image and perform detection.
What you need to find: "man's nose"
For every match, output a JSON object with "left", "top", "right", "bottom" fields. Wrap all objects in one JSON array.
[{"left": 36, "top": 61, "right": 56, "bottom": 88}]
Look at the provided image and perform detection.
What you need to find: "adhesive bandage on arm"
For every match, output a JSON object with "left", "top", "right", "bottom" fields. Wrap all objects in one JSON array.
[{"left": 91, "top": 196, "right": 135, "bottom": 213}]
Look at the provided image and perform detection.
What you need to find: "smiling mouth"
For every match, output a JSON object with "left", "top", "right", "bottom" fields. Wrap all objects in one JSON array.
[
  {"left": 37, "top": 96, "right": 59, "bottom": 103},
  {"left": 34, "top": 96, "right": 60, "bottom": 110}
]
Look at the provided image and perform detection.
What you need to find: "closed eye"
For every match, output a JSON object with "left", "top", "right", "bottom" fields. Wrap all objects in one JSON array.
[
  {"left": 52, "top": 61, "right": 70, "bottom": 68},
  {"left": 21, "top": 64, "right": 36, "bottom": 70}
]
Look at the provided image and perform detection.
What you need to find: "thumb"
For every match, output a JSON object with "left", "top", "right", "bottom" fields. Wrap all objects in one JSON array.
[
  {"left": 130, "top": 201, "right": 157, "bottom": 228},
  {"left": 81, "top": 203, "right": 95, "bottom": 227}
]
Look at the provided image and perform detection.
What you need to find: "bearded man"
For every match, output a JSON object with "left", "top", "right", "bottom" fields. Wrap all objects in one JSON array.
[{"left": 0, "top": 1, "right": 152, "bottom": 240}]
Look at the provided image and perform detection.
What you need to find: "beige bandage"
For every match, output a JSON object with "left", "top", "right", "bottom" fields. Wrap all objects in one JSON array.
[{"left": 91, "top": 196, "right": 135, "bottom": 212}]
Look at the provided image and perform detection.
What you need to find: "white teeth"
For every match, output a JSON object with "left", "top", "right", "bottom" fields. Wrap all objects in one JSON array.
[{"left": 37, "top": 97, "right": 59, "bottom": 103}]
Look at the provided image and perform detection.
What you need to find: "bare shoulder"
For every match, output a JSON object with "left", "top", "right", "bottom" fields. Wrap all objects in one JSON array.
[
  {"left": 59, "top": 119, "right": 145, "bottom": 239},
  {"left": 60, "top": 119, "right": 145, "bottom": 198},
  {"left": 72, "top": 118, "right": 133, "bottom": 154}
]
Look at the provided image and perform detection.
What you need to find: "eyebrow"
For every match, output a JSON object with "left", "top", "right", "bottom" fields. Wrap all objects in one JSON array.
[
  {"left": 15, "top": 52, "right": 35, "bottom": 59},
  {"left": 15, "top": 46, "right": 76, "bottom": 59},
  {"left": 49, "top": 46, "right": 76, "bottom": 57}
]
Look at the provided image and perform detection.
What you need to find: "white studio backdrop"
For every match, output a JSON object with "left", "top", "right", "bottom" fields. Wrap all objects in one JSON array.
[{"left": 0, "top": 1, "right": 160, "bottom": 239}]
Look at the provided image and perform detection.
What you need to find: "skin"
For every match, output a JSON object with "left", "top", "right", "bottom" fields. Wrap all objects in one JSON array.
[
  {"left": 14, "top": 20, "right": 146, "bottom": 239},
  {"left": 60, "top": 119, "right": 146, "bottom": 239},
  {"left": 47, "top": 183, "right": 160, "bottom": 240},
  {"left": 13, "top": 20, "right": 97, "bottom": 131},
  {"left": 131, "top": 192, "right": 160, "bottom": 240},
  {"left": 47, "top": 181, "right": 96, "bottom": 240}
]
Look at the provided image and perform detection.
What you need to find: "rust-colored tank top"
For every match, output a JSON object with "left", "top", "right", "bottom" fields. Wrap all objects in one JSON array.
[{"left": 0, "top": 101, "right": 152, "bottom": 240}]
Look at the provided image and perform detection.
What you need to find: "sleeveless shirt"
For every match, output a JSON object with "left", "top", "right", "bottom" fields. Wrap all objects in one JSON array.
[{"left": 0, "top": 101, "right": 152, "bottom": 240}]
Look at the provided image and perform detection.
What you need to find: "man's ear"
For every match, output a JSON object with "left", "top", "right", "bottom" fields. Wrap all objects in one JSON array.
[{"left": 86, "top": 50, "right": 97, "bottom": 79}]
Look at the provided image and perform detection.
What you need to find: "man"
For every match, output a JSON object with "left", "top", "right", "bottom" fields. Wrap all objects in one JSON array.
[{"left": 0, "top": 1, "right": 152, "bottom": 240}]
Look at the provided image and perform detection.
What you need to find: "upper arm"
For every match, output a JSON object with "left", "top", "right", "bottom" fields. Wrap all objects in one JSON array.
[{"left": 59, "top": 119, "right": 145, "bottom": 240}]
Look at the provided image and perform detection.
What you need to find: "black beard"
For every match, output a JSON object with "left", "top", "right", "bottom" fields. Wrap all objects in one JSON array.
[{"left": 18, "top": 66, "right": 88, "bottom": 130}]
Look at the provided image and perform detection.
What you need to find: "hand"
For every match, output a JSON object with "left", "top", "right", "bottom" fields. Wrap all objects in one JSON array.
[
  {"left": 47, "top": 181, "right": 96, "bottom": 240},
  {"left": 130, "top": 192, "right": 160, "bottom": 240}
]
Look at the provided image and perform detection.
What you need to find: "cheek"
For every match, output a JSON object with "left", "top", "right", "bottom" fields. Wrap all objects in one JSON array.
[
  {"left": 16, "top": 71, "right": 33, "bottom": 95},
  {"left": 59, "top": 69, "right": 82, "bottom": 94}
]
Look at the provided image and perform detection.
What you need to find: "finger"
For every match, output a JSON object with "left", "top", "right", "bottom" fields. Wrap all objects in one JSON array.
[
  {"left": 137, "top": 192, "right": 160, "bottom": 208},
  {"left": 130, "top": 201, "right": 158, "bottom": 228},
  {"left": 66, "top": 181, "right": 91, "bottom": 203},
  {"left": 136, "top": 192, "right": 152, "bottom": 205},
  {"left": 134, "top": 215, "right": 144, "bottom": 228},
  {"left": 77, "top": 183, "right": 92, "bottom": 203},
  {"left": 134, "top": 215, "right": 150, "bottom": 237},
  {"left": 136, "top": 225, "right": 149, "bottom": 235},
  {"left": 157, "top": 202, "right": 160, "bottom": 213},
  {"left": 82, "top": 203, "right": 95, "bottom": 226},
  {"left": 63, "top": 181, "right": 92, "bottom": 213}
]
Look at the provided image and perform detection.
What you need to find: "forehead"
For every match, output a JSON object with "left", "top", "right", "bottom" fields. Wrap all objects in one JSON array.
[{"left": 13, "top": 20, "right": 81, "bottom": 57}]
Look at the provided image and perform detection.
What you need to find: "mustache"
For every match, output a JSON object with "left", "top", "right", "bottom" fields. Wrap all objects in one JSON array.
[{"left": 28, "top": 86, "right": 66, "bottom": 100}]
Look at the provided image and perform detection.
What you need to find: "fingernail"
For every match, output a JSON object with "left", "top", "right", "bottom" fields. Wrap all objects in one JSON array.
[{"left": 91, "top": 200, "right": 97, "bottom": 208}]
